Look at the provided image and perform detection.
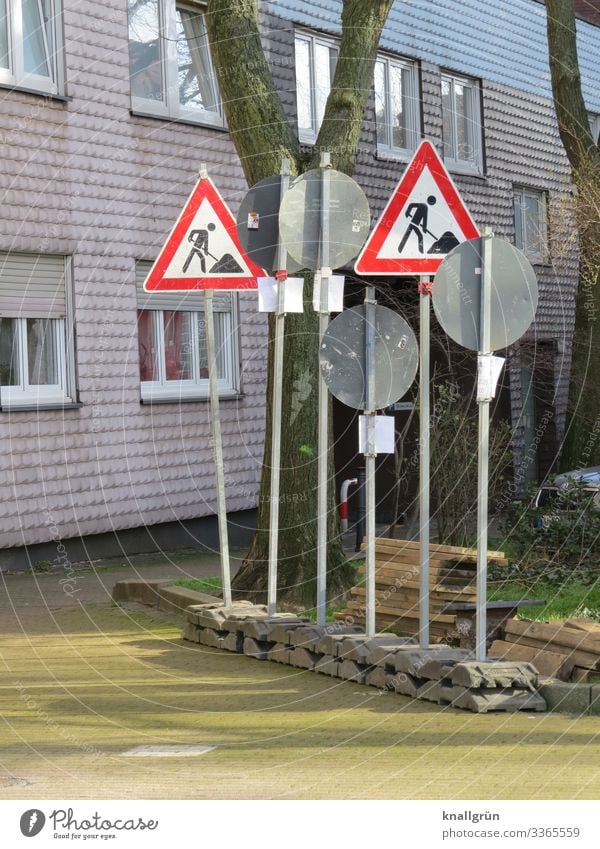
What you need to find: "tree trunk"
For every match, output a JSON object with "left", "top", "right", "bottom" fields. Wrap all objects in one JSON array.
[
  {"left": 546, "top": 0, "right": 600, "bottom": 470},
  {"left": 206, "top": 0, "right": 394, "bottom": 604}
]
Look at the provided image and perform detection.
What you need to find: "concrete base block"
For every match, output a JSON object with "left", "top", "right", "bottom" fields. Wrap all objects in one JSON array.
[
  {"left": 389, "top": 672, "right": 421, "bottom": 698},
  {"left": 590, "top": 686, "right": 600, "bottom": 716},
  {"left": 315, "top": 654, "right": 341, "bottom": 677},
  {"left": 222, "top": 632, "right": 243, "bottom": 653},
  {"left": 339, "top": 635, "right": 415, "bottom": 663},
  {"left": 268, "top": 620, "right": 312, "bottom": 644},
  {"left": 339, "top": 659, "right": 369, "bottom": 683},
  {"left": 539, "top": 681, "right": 591, "bottom": 714},
  {"left": 189, "top": 602, "right": 265, "bottom": 630},
  {"left": 198, "top": 629, "right": 225, "bottom": 649},
  {"left": 418, "top": 657, "right": 466, "bottom": 681},
  {"left": 393, "top": 649, "right": 469, "bottom": 677},
  {"left": 366, "top": 667, "right": 396, "bottom": 690},
  {"left": 315, "top": 627, "right": 365, "bottom": 655},
  {"left": 440, "top": 685, "right": 546, "bottom": 713},
  {"left": 267, "top": 643, "right": 291, "bottom": 664},
  {"left": 182, "top": 622, "right": 202, "bottom": 643},
  {"left": 243, "top": 637, "right": 272, "bottom": 660},
  {"left": 289, "top": 627, "right": 326, "bottom": 649},
  {"left": 289, "top": 647, "right": 320, "bottom": 669},
  {"left": 451, "top": 661, "right": 539, "bottom": 690},
  {"left": 416, "top": 679, "right": 441, "bottom": 703}
]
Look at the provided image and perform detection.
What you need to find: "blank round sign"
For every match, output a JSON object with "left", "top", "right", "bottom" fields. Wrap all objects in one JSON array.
[
  {"left": 319, "top": 305, "right": 418, "bottom": 410},
  {"left": 432, "top": 237, "right": 538, "bottom": 351},
  {"left": 279, "top": 169, "right": 371, "bottom": 271}
]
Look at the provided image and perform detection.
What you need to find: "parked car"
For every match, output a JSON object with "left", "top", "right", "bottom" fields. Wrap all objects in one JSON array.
[{"left": 533, "top": 467, "right": 600, "bottom": 528}]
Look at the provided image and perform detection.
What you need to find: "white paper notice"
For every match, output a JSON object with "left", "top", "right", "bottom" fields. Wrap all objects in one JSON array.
[
  {"left": 477, "top": 354, "right": 505, "bottom": 401},
  {"left": 358, "top": 415, "right": 395, "bottom": 455},
  {"left": 313, "top": 273, "right": 345, "bottom": 313},
  {"left": 258, "top": 276, "right": 304, "bottom": 313}
]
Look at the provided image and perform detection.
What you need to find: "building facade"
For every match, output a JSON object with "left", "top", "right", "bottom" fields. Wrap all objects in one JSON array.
[{"left": 0, "top": 0, "right": 599, "bottom": 566}]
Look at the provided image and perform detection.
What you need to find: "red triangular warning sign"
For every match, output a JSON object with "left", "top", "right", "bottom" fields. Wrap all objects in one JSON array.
[
  {"left": 144, "top": 176, "right": 264, "bottom": 292},
  {"left": 355, "top": 140, "right": 480, "bottom": 277}
]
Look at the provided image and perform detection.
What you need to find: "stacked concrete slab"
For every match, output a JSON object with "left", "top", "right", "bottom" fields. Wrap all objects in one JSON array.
[{"left": 182, "top": 602, "right": 547, "bottom": 714}]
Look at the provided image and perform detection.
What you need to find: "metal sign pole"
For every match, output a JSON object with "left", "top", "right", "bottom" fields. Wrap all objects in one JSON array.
[
  {"left": 317, "top": 151, "right": 331, "bottom": 627},
  {"left": 419, "top": 276, "right": 431, "bottom": 649},
  {"left": 267, "top": 158, "right": 291, "bottom": 617},
  {"left": 364, "top": 286, "right": 377, "bottom": 637},
  {"left": 204, "top": 288, "right": 232, "bottom": 607},
  {"left": 476, "top": 232, "right": 493, "bottom": 661}
]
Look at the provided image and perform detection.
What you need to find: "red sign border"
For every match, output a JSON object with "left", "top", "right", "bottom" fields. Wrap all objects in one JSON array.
[
  {"left": 144, "top": 177, "right": 264, "bottom": 292},
  {"left": 355, "top": 140, "right": 480, "bottom": 276}
]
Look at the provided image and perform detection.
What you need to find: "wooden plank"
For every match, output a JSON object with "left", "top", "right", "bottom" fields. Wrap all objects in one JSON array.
[
  {"left": 563, "top": 619, "right": 600, "bottom": 634},
  {"left": 344, "top": 600, "right": 456, "bottom": 624},
  {"left": 503, "top": 633, "right": 600, "bottom": 670},
  {"left": 365, "top": 558, "right": 477, "bottom": 579},
  {"left": 504, "top": 619, "right": 600, "bottom": 654},
  {"left": 368, "top": 550, "right": 478, "bottom": 573},
  {"left": 366, "top": 565, "right": 477, "bottom": 587},
  {"left": 489, "top": 639, "right": 574, "bottom": 681},
  {"left": 373, "top": 538, "right": 507, "bottom": 561}
]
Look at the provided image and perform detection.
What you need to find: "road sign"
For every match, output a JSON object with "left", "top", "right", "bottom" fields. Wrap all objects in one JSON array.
[
  {"left": 319, "top": 304, "right": 418, "bottom": 410},
  {"left": 236, "top": 175, "right": 302, "bottom": 274},
  {"left": 432, "top": 237, "right": 538, "bottom": 351},
  {"left": 279, "top": 168, "right": 371, "bottom": 271},
  {"left": 144, "top": 175, "right": 264, "bottom": 292},
  {"left": 355, "top": 140, "right": 480, "bottom": 276}
]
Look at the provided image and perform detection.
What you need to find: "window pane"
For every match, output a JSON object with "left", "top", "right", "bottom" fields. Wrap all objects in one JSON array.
[
  {"left": 163, "top": 311, "right": 192, "bottom": 381},
  {"left": 525, "top": 194, "right": 543, "bottom": 256},
  {"left": 22, "top": 0, "right": 50, "bottom": 77},
  {"left": 27, "top": 318, "right": 58, "bottom": 385},
  {"left": 176, "top": 7, "right": 219, "bottom": 113},
  {"left": 197, "top": 313, "right": 227, "bottom": 380},
  {"left": 0, "top": 0, "right": 9, "bottom": 70},
  {"left": 374, "top": 60, "right": 387, "bottom": 147},
  {"left": 197, "top": 314, "right": 208, "bottom": 378},
  {"left": 455, "top": 81, "right": 475, "bottom": 163},
  {"left": 513, "top": 193, "right": 523, "bottom": 250},
  {"left": 0, "top": 318, "right": 19, "bottom": 386},
  {"left": 294, "top": 37, "right": 313, "bottom": 135},
  {"left": 314, "top": 42, "right": 333, "bottom": 132},
  {"left": 390, "top": 64, "right": 409, "bottom": 149},
  {"left": 128, "top": 0, "right": 163, "bottom": 101},
  {"left": 441, "top": 77, "right": 454, "bottom": 160},
  {"left": 138, "top": 310, "right": 158, "bottom": 381}
]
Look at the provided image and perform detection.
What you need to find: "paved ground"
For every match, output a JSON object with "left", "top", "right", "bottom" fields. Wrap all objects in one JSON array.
[{"left": 0, "top": 553, "right": 599, "bottom": 800}]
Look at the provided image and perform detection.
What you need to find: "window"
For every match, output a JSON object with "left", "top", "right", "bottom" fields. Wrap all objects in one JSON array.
[
  {"left": 0, "top": 253, "right": 75, "bottom": 408},
  {"left": 441, "top": 73, "right": 483, "bottom": 173},
  {"left": 513, "top": 187, "right": 548, "bottom": 263},
  {"left": 136, "top": 262, "right": 239, "bottom": 401},
  {"left": 374, "top": 55, "right": 419, "bottom": 158},
  {"left": 128, "top": 0, "right": 223, "bottom": 126},
  {"left": 0, "top": 0, "right": 63, "bottom": 95},
  {"left": 294, "top": 30, "right": 338, "bottom": 144}
]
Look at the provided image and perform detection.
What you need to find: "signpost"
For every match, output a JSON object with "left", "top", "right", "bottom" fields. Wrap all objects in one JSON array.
[
  {"left": 354, "top": 140, "right": 479, "bottom": 649},
  {"left": 280, "top": 157, "right": 370, "bottom": 626},
  {"left": 433, "top": 234, "right": 538, "bottom": 660},
  {"left": 319, "top": 304, "right": 419, "bottom": 636},
  {"left": 144, "top": 165, "right": 264, "bottom": 608}
]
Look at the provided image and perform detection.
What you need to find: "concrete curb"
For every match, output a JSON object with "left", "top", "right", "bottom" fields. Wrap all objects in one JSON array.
[{"left": 112, "top": 579, "right": 220, "bottom": 615}]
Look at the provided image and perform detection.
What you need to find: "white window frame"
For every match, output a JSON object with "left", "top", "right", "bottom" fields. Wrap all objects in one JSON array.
[
  {"left": 294, "top": 29, "right": 338, "bottom": 145},
  {"left": 128, "top": 0, "right": 223, "bottom": 128},
  {"left": 0, "top": 0, "right": 63, "bottom": 95},
  {"left": 374, "top": 54, "right": 420, "bottom": 160},
  {"left": 0, "top": 317, "right": 68, "bottom": 406},
  {"left": 138, "top": 301, "right": 240, "bottom": 402},
  {"left": 441, "top": 72, "right": 483, "bottom": 175},
  {"left": 513, "top": 186, "right": 548, "bottom": 264},
  {"left": 589, "top": 113, "right": 600, "bottom": 146}
]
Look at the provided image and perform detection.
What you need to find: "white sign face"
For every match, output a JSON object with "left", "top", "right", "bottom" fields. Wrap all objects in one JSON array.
[
  {"left": 376, "top": 169, "right": 472, "bottom": 262},
  {"left": 164, "top": 198, "right": 253, "bottom": 280},
  {"left": 358, "top": 415, "right": 395, "bottom": 454}
]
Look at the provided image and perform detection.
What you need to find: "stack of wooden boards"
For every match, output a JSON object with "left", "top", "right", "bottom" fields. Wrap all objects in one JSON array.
[
  {"left": 491, "top": 618, "right": 600, "bottom": 681},
  {"left": 335, "top": 538, "right": 507, "bottom": 641}
]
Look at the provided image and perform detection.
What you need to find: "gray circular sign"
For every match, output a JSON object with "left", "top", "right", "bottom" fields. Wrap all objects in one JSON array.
[
  {"left": 279, "top": 169, "right": 371, "bottom": 271},
  {"left": 319, "top": 305, "right": 418, "bottom": 410},
  {"left": 236, "top": 175, "right": 302, "bottom": 274},
  {"left": 432, "top": 237, "right": 538, "bottom": 351}
]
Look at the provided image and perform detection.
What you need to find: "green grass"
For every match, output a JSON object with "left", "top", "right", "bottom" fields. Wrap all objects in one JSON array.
[
  {"left": 174, "top": 576, "right": 223, "bottom": 595},
  {"left": 488, "top": 579, "right": 600, "bottom": 621}
]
